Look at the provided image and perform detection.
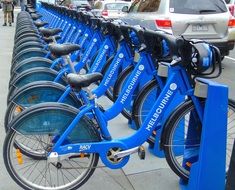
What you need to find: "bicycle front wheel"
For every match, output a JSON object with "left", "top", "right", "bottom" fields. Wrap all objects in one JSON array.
[
  {"left": 3, "top": 103, "right": 100, "bottom": 190},
  {"left": 162, "top": 99, "right": 235, "bottom": 181},
  {"left": 132, "top": 80, "right": 161, "bottom": 145},
  {"left": 113, "top": 65, "right": 135, "bottom": 120}
]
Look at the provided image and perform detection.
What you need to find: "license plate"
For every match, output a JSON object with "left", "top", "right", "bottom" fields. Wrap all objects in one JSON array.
[{"left": 192, "top": 24, "right": 208, "bottom": 32}]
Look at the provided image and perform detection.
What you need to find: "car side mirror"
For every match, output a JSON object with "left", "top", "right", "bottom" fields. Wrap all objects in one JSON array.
[{"left": 122, "top": 6, "right": 129, "bottom": 13}]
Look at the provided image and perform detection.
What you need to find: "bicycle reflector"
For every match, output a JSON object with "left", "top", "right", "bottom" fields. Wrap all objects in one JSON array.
[{"left": 16, "top": 149, "right": 23, "bottom": 165}]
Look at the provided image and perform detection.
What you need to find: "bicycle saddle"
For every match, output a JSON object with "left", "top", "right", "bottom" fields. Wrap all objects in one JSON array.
[
  {"left": 43, "top": 35, "right": 61, "bottom": 43},
  {"left": 34, "top": 21, "right": 48, "bottom": 28},
  {"left": 39, "top": 28, "right": 62, "bottom": 37},
  {"left": 67, "top": 73, "right": 103, "bottom": 88},
  {"left": 31, "top": 13, "right": 42, "bottom": 20},
  {"left": 49, "top": 43, "right": 81, "bottom": 56}
]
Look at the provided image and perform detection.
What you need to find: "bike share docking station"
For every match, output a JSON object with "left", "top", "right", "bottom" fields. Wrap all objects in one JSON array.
[{"left": 180, "top": 78, "right": 228, "bottom": 190}]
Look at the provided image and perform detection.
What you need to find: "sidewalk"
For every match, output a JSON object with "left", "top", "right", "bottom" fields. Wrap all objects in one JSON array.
[
  {"left": 0, "top": 9, "right": 180, "bottom": 190},
  {"left": 0, "top": 8, "right": 18, "bottom": 190}
]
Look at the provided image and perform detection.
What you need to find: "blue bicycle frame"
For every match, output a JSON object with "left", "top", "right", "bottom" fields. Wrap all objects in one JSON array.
[
  {"left": 57, "top": 35, "right": 132, "bottom": 104},
  {"left": 50, "top": 59, "right": 204, "bottom": 170}
]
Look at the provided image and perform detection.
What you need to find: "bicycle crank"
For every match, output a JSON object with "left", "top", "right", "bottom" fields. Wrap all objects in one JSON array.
[{"left": 112, "top": 146, "right": 145, "bottom": 160}]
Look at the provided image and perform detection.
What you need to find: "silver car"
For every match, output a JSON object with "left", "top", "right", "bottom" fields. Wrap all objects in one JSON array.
[
  {"left": 92, "top": 1, "right": 131, "bottom": 19},
  {"left": 121, "top": 0, "right": 235, "bottom": 57},
  {"left": 69, "top": 0, "right": 91, "bottom": 10}
]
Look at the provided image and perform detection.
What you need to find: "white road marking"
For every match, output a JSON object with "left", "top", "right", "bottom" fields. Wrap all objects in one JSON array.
[{"left": 225, "top": 56, "right": 235, "bottom": 62}]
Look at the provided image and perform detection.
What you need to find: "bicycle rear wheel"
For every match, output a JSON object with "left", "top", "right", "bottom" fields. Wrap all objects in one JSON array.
[
  {"left": 162, "top": 99, "right": 235, "bottom": 181},
  {"left": 12, "top": 48, "right": 48, "bottom": 66},
  {"left": 7, "top": 68, "right": 67, "bottom": 101},
  {"left": 5, "top": 82, "right": 81, "bottom": 129},
  {"left": 4, "top": 103, "right": 100, "bottom": 190},
  {"left": 10, "top": 57, "right": 54, "bottom": 78}
]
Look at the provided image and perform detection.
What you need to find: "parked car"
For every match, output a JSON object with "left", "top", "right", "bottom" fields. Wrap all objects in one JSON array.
[
  {"left": 69, "top": 0, "right": 91, "bottom": 10},
  {"left": 121, "top": 0, "right": 235, "bottom": 57},
  {"left": 225, "top": 0, "right": 235, "bottom": 16},
  {"left": 92, "top": 1, "right": 131, "bottom": 19}
]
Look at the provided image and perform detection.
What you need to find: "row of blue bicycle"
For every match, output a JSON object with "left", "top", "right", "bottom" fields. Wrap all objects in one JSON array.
[{"left": 3, "top": 2, "right": 235, "bottom": 189}]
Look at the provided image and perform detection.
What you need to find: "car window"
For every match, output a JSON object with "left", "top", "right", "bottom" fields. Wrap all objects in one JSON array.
[
  {"left": 104, "top": 3, "right": 129, "bottom": 10},
  {"left": 94, "top": 1, "right": 103, "bottom": 9},
  {"left": 129, "top": 0, "right": 141, "bottom": 12},
  {"left": 129, "top": 0, "right": 161, "bottom": 13},
  {"left": 170, "top": 0, "right": 227, "bottom": 14},
  {"left": 225, "top": 0, "right": 231, "bottom": 4}
]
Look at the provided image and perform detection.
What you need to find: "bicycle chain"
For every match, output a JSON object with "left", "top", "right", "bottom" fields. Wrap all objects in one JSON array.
[{"left": 51, "top": 162, "right": 107, "bottom": 170}]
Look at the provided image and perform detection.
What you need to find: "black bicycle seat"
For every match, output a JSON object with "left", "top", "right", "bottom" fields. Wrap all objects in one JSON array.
[
  {"left": 34, "top": 21, "right": 48, "bottom": 28},
  {"left": 39, "top": 27, "right": 62, "bottom": 37},
  {"left": 67, "top": 73, "right": 103, "bottom": 89},
  {"left": 43, "top": 35, "right": 61, "bottom": 43},
  {"left": 49, "top": 43, "right": 81, "bottom": 56},
  {"left": 31, "top": 13, "right": 42, "bottom": 20}
]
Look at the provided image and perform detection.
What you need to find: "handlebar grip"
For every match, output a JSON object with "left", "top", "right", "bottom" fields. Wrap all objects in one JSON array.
[
  {"left": 140, "top": 28, "right": 178, "bottom": 56},
  {"left": 119, "top": 24, "right": 146, "bottom": 45},
  {"left": 176, "top": 37, "right": 192, "bottom": 66},
  {"left": 109, "top": 22, "right": 122, "bottom": 35}
]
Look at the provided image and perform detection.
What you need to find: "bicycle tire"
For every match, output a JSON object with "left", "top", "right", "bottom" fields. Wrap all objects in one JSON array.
[
  {"left": 9, "top": 67, "right": 67, "bottom": 91},
  {"left": 162, "top": 99, "right": 235, "bottom": 181},
  {"left": 7, "top": 67, "right": 67, "bottom": 102},
  {"left": 4, "top": 103, "right": 100, "bottom": 189},
  {"left": 113, "top": 65, "right": 135, "bottom": 120},
  {"left": 132, "top": 79, "right": 160, "bottom": 146},
  {"left": 14, "top": 30, "right": 38, "bottom": 41},
  {"left": 12, "top": 48, "right": 48, "bottom": 66},
  {"left": 14, "top": 37, "right": 41, "bottom": 50},
  {"left": 10, "top": 57, "right": 54, "bottom": 80},
  {"left": 13, "top": 42, "right": 44, "bottom": 57},
  {"left": 5, "top": 81, "right": 81, "bottom": 130},
  {"left": 14, "top": 33, "right": 39, "bottom": 44}
]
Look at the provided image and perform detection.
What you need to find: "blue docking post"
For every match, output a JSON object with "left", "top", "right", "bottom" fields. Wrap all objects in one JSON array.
[{"left": 180, "top": 78, "right": 228, "bottom": 190}]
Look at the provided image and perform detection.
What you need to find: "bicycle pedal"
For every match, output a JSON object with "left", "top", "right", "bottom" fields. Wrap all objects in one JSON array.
[{"left": 138, "top": 146, "right": 145, "bottom": 160}]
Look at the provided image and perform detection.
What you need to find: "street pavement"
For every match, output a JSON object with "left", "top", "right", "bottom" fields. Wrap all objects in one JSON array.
[{"left": 0, "top": 8, "right": 234, "bottom": 190}]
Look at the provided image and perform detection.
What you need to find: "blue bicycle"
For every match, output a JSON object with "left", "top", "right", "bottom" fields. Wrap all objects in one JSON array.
[
  {"left": 4, "top": 20, "right": 132, "bottom": 127},
  {"left": 4, "top": 30, "right": 234, "bottom": 189}
]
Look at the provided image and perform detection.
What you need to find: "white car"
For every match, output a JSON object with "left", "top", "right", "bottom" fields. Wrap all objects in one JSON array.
[
  {"left": 69, "top": 0, "right": 91, "bottom": 10},
  {"left": 92, "top": 1, "right": 131, "bottom": 19},
  {"left": 121, "top": 0, "right": 235, "bottom": 57}
]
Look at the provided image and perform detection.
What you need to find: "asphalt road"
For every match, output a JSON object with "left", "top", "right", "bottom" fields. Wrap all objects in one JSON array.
[{"left": 219, "top": 49, "right": 235, "bottom": 99}]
